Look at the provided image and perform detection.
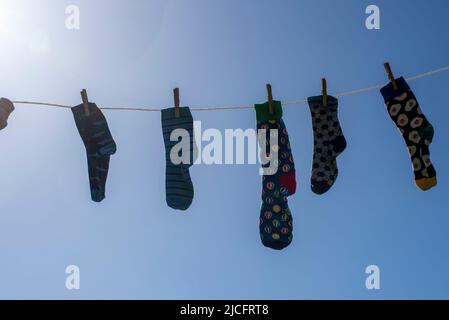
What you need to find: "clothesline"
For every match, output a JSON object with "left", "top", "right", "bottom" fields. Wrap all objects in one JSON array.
[
  {"left": 1, "top": 64, "right": 442, "bottom": 249},
  {"left": 11, "top": 65, "right": 449, "bottom": 113}
]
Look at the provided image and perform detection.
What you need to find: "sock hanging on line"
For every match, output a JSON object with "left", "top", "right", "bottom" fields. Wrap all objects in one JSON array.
[
  {"left": 72, "top": 103, "right": 117, "bottom": 202},
  {"left": 0, "top": 98, "right": 15, "bottom": 130},
  {"left": 255, "top": 101, "right": 296, "bottom": 250},
  {"left": 380, "top": 77, "right": 437, "bottom": 191},
  {"left": 308, "top": 95, "right": 347, "bottom": 195},
  {"left": 161, "top": 107, "right": 197, "bottom": 211}
]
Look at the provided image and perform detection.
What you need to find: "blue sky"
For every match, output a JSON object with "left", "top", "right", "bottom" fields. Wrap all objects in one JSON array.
[{"left": 0, "top": 0, "right": 449, "bottom": 299}]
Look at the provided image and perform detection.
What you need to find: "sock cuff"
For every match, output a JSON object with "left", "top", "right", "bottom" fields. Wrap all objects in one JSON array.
[
  {"left": 72, "top": 102, "right": 102, "bottom": 118},
  {"left": 161, "top": 106, "right": 193, "bottom": 122},
  {"left": 307, "top": 95, "right": 338, "bottom": 108},
  {"left": 254, "top": 100, "right": 283, "bottom": 122},
  {"left": 0, "top": 98, "right": 15, "bottom": 113},
  {"left": 380, "top": 76, "right": 411, "bottom": 102}
]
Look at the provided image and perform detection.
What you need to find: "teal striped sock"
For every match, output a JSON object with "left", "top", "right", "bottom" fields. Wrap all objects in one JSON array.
[{"left": 161, "top": 107, "right": 197, "bottom": 211}]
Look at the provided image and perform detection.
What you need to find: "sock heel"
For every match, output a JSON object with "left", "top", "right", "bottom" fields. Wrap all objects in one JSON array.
[
  {"left": 418, "top": 124, "right": 434, "bottom": 144},
  {"left": 330, "top": 135, "right": 347, "bottom": 156}
]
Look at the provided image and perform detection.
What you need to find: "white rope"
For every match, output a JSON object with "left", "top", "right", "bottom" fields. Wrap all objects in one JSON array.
[
  {"left": 12, "top": 101, "right": 72, "bottom": 109},
  {"left": 11, "top": 65, "right": 449, "bottom": 113},
  {"left": 405, "top": 65, "right": 449, "bottom": 81}
]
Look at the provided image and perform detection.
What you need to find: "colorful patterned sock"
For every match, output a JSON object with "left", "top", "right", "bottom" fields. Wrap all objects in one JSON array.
[
  {"left": 307, "top": 95, "right": 347, "bottom": 195},
  {"left": 161, "top": 107, "right": 197, "bottom": 211},
  {"left": 0, "top": 98, "right": 15, "bottom": 130},
  {"left": 72, "top": 103, "right": 117, "bottom": 202},
  {"left": 255, "top": 101, "right": 296, "bottom": 250},
  {"left": 380, "top": 77, "right": 437, "bottom": 191}
]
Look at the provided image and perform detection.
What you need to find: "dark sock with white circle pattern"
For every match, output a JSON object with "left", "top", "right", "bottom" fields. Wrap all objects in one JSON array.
[
  {"left": 380, "top": 77, "right": 437, "bottom": 191},
  {"left": 255, "top": 101, "right": 296, "bottom": 250}
]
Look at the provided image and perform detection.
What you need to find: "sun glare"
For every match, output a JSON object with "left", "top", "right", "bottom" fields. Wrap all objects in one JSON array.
[
  {"left": 0, "top": 2, "right": 16, "bottom": 27},
  {"left": 0, "top": 2, "right": 22, "bottom": 39},
  {"left": 0, "top": 1, "right": 51, "bottom": 56}
]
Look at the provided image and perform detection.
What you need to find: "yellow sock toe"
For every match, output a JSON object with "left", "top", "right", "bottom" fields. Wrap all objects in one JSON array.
[{"left": 415, "top": 176, "right": 437, "bottom": 191}]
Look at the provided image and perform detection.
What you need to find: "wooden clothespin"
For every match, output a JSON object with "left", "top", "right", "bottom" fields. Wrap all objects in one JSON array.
[
  {"left": 321, "top": 78, "right": 328, "bottom": 108},
  {"left": 80, "top": 89, "right": 90, "bottom": 116},
  {"left": 384, "top": 62, "right": 398, "bottom": 91},
  {"left": 266, "top": 84, "right": 274, "bottom": 115},
  {"left": 173, "top": 88, "right": 180, "bottom": 118}
]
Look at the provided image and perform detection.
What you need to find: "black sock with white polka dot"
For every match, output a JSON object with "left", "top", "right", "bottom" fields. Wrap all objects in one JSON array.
[{"left": 308, "top": 95, "right": 347, "bottom": 195}]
